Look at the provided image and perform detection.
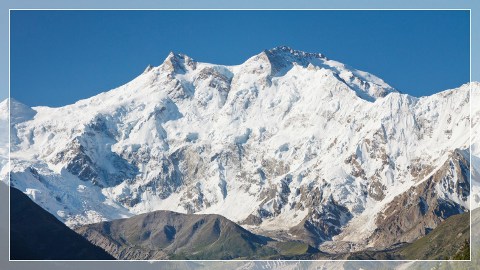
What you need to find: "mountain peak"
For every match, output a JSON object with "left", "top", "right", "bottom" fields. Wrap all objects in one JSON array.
[
  {"left": 162, "top": 51, "right": 197, "bottom": 74},
  {"left": 0, "top": 97, "right": 30, "bottom": 111},
  {"left": 242, "top": 47, "right": 396, "bottom": 101},
  {"left": 8, "top": 98, "right": 36, "bottom": 124},
  {"left": 264, "top": 46, "right": 326, "bottom": 60},
  {"left": 259, "top": 46, "right": 327, "bottom": 72},
  {"left": 243, "top": 46, "right": 327, "bottom": 77}
]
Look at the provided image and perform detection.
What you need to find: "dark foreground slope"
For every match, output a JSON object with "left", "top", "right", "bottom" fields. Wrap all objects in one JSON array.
[
  {"left": 347, "top": 212, "right": 470, "bottom": 260},
  {"left": 10, "top": 187, "right": 115, "bottom": 260},
  {"left": 75, "top": 210, "right": 322, "bottom": 260}
]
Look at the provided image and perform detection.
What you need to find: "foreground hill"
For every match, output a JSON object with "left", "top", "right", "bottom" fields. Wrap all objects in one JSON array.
[{"left": 75, "top": 210, "right": 322, "bottom": 260}]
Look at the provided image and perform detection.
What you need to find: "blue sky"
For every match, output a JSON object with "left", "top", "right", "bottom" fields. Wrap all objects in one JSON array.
[{"left": 11, "top": 10, "right": 470, "bottom": 107}]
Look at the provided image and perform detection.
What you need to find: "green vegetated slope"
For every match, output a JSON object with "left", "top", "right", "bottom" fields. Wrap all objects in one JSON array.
[
  {"left": 398, "top": 212, "right": 469, "bottom": 260},
  {"left": 405, "top": 208, "right": 479, "bottom": 270}
]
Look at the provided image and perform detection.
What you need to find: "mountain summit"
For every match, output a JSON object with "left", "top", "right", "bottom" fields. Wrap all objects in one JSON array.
[
  {"left": 7, "top": 47, "right": 473, "bottom": 253},
  {"left": 239, "top": 46, "right": 397, "bottom": 101}
]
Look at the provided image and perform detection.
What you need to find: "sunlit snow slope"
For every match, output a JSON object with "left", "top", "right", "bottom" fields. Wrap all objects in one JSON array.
[{"left": 6, "top": 46, "right": 477, "bottom": 250}]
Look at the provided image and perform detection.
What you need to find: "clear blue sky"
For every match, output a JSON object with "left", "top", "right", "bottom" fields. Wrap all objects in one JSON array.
[{"left": 11, "top": 10, "right": 470, "bottom": 107}]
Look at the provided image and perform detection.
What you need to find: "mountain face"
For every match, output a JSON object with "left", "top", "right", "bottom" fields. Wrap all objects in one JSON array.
[
  {"left": 7, "top": 46, "right": 476, "bottom": 253},
  {"left": 10, "top": 187, "right": 114, "bottom": 260}
]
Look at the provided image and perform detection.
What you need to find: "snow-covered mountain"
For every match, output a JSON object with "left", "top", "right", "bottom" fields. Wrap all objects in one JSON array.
[{"left": 6, "top": 46, "right": 477, "bottom": 251}]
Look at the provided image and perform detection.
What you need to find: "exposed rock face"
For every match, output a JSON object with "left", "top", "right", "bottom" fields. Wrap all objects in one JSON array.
[
  {"left": 290, "top": 196, "right": 353, "bottom": 247},
  {"left": 368, "top": 149, "right": 469, "bottom": 248}
]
